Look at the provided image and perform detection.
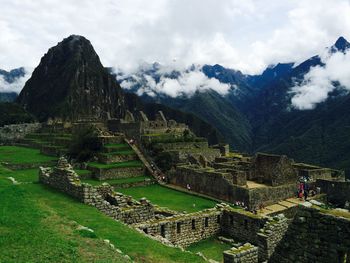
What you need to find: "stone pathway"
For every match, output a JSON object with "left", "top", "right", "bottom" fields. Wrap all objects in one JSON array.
[{"left": 258, "top": 197, "right": 320, "bottom": 216}]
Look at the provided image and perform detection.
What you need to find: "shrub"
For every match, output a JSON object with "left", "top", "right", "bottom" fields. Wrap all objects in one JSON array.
[{"left": 69, "top": 127, "right": 102, "bottom": 162}]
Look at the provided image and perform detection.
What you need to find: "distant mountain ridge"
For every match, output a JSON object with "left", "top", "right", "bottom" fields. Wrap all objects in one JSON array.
[
  {"left": 118, "top": 36, "right": 350, "bottom": 169},
  {"left": 2, "top": 36, "right": 350, "bottom": 169}
]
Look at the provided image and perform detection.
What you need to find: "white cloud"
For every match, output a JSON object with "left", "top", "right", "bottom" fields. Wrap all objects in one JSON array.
[
  {"left": 291, "top": 51, "right": 350, "bottom": 110},
  {"left": 0, "top": 68, "right": 33, "bottom": 94},
  {"left": 0, "top": 0, "right": 349, "bottom": 78},
  {"left": 120, "top": 66, "right": 231, "bottom": 97}
]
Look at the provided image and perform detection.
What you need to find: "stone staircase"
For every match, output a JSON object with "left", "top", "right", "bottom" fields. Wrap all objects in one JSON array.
[
  {"left": 124, "top": 138, "right": 165, "bottom": 184},
  {"left": 258, "top": 197, "right": 320, "bottom": 216}
]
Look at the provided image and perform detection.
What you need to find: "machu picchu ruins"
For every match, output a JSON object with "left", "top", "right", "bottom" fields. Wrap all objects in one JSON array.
[
  {"left": 1, "top": 108, "right": 349, "bottom": 263},
  {"left": 1, "top": 30, "right": 350, "bottom": 263}
]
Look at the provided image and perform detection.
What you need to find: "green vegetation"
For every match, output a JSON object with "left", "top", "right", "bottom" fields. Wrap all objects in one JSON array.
[
  {"left": 0, "top": 102, "right": 35, "bottom": 126},
  {"left": 187, "top": 237, "right": 231, "bottom": 262},
  {"left": 0, "top": 168, "right": 39, "bottom": 183},
  {"left": 0, "top": 146, "right": 205, "bottom": 262},
  {"left": 0, "top": 146, "right": 56, "bottom": 165},
  {"left": 74, "top": 169, "right": 92, "bottom": 177},
  {"left": 69, "top": 127, "right": 102, "bottom": 162},
  {"left": 104, "top": 143, "right": 131, "bottom": 150},
  {"left": 88, "top": 160, "right": 143, "bottom": 169},
  {"left": 82, "top": 176, "right": 151, "bottom": 186},
  {"left": 0, "top": 177, "right": 129, "bottom": 262},
  {"left": 118, "top": 185, "right": 217, "bottom": 213}
]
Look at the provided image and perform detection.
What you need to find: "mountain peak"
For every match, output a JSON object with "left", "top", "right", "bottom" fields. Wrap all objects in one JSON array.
[
  {"left": 17, "top": 35, "right": 125, "bottom": 121},
  {"left": 331, "top": 36, "right": 350, "bottom": 53}
]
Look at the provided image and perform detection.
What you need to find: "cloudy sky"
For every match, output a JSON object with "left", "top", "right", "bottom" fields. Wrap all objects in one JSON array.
[{"left": 1, "top": 0, "right": 350, "bottom": 74}]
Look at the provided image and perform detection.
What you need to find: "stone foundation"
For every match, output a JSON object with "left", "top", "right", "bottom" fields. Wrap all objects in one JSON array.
[
  {"left": 39, "top": 158, "right": 154, "bottom": 224},
  {"left": 135, "top": 208, "right": 222, "bottom": 247},
  {"left": 221, "top": 208, "right": 267, "bottom": 245},
  {"left": 317, "top": 179, "right": 350, "bottom": 207},
  {"left": 88, "top": 166, "right": 145, "bottom": 180},
  {"left": 270, "top": 206, "right": 350, "bottom": 263},
  {"left": 223, "top": 244, "right": 258, "bottom": 263},
  {"left": 0, "top": 123, "right": 41, "bottom": 142},
  {"left": 257, "top": 214, "right": 289, "bottom": 262}
]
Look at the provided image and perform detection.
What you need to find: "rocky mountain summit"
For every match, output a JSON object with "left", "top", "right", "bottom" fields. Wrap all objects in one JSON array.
[{"left": 17, "top": 35, "right": 125, "bottom": 121}]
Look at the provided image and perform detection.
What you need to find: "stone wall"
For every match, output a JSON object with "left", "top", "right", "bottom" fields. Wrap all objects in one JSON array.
[
  {"left": 39, "top": 158, "right": 155, "bottom": 224},
  {"left": 270, "top": 206, "right": 350, "bottom": 263},
  {"left": 134, "top": 208, "right": 222, "bottom": 247},
  {"left": 221, "top": 208, "right": 267, "bottom": 245},
  {"left": 153, "top": 141, "right": 209, "bottom": 151},
  {"left": 223, "top": 244, "right": 259, "bottom": 263},
  {"left": 317, "top": 179, "right": 350, "bottom": 207},
  {"left": 174, "top": 148, "right": 221, "bottom": 163},
  {"left": 0, "top": 123, "right": 41, "bottom": 142},
  {"left": 257, "top": 214, "right": 289, "bottom": 262},
  {"left": 171, "top": 165, "right": 297, "bottom": 210},
  {"left": 171, "top": 165, "right": 251, "bottom": 206},
  {"left": 248, "top": 184, "right": 296, "bottom": 210},
  {"left": 251, "top": 153, "right": 297, "bottom": 186},
  {"left": 88, "top": 166, "right": 145, "bottom": 180},
  {"left": 107, "top": 120, "right": 141, "bottom": 140},
  {"left": 98, "top": 153, "right": 137, "bottom": 164}
]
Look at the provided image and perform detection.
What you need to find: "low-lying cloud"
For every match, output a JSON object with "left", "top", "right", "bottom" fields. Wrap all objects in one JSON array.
[
  {"left": 0, "top": 68, "right": 32, "bottom": 94},
  {"left": 291, "top": 51, "right": 350, "bottom": 110},
  {"left": 120, "top": 66, "right": 230, "bottom": 98}
]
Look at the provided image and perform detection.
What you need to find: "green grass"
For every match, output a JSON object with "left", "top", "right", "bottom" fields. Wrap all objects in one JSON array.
[
  {"left": 187, "top": 237, "right": 231, "bottom": 262},
  {"left": 118, "top": 185, "right": 217, "bottom": 213},
  {"left": 0, "top": 146, "right": 56, "bottom": 165},
  {"left": 74, "top": 169, "right": 92, "bottom": 177},
  {"left": 0, "top": 173, "right": 129, "bottom": 262},
  {"left": 0, "top": 168, "right": 39, "bottom": 183},
  {"left": 104, "top": 143, "right": 131, "bottom": 150},
  {"left": 88, "top": 160, "right": 143, "bottom": 169},
  {"left": 82, "top": 176, "right": 151, "bottom": 186},
  {"left": 0, "top": 166, "right": 204, "bottom": 262}
]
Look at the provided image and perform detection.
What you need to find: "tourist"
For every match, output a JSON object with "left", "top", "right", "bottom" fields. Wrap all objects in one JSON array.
[
  {"left": 304, "top": 183, "right": 309, "bottom": 201},
  {"left": 298, "top": 181, "right": 304, "bottom": 200},
  {"left": 187, "top": 184, "right": 191, "bottom": 191}
]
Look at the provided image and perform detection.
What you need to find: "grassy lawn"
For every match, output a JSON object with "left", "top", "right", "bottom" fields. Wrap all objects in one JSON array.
[
  {"left": 88, "top": 160, "right": 143, "bottom": 169},
  {"left": 104, "top": 143, "right": 131, "bottom": 150},
  {"left": 0, "top": 146, "right": 56, "bottom": 165},
  {"left": 75, "top": 169, "right": 92, "bottom": 177},
  {"left": 0, "top": 167, "right": 39, "bottom": 183},
  {"left": 187, "top": 237, "right": 231, "bottom": 262},
  {"left": 118, "top": 185, "right": 218, "bottom": 213},
  {"left": 0, "top": 168, "right": 204, "bottom": 262},
  {"left": 82, "top": 176, "right": 151, "bottom": 186},
  {"left": 0, "top": 175, "right": 130, "bottom": 263}
]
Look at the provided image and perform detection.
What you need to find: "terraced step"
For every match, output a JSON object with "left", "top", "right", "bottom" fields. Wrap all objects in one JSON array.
[
  {"left": 103, "top": 143, "right": 132, "bottom": 153},
  {"left": 87, "top": 160, "right": 145, "bottom": 180},
  {"left": 98, "top": 151, "right": 138, "bottom": 164},
  {"left": 81, "top": 175, "right": 153, "bottom": 187}
]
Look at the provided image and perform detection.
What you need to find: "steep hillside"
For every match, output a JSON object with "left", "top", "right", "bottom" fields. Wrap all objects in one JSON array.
[
  {"left": 17, "top": 35, "right": 125, "bottom": 121},
  {"left": 0, "top": 102, "right": 35, "bottom": 126},
  {"left": 160, "top": 91, "right": 252, "bottom": 152},
  {"left": 0, "top": 92, "right": 17, "bottom": 102},
  {"left": 248, "top": 37, "right": 350, "bottom": 169}
]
